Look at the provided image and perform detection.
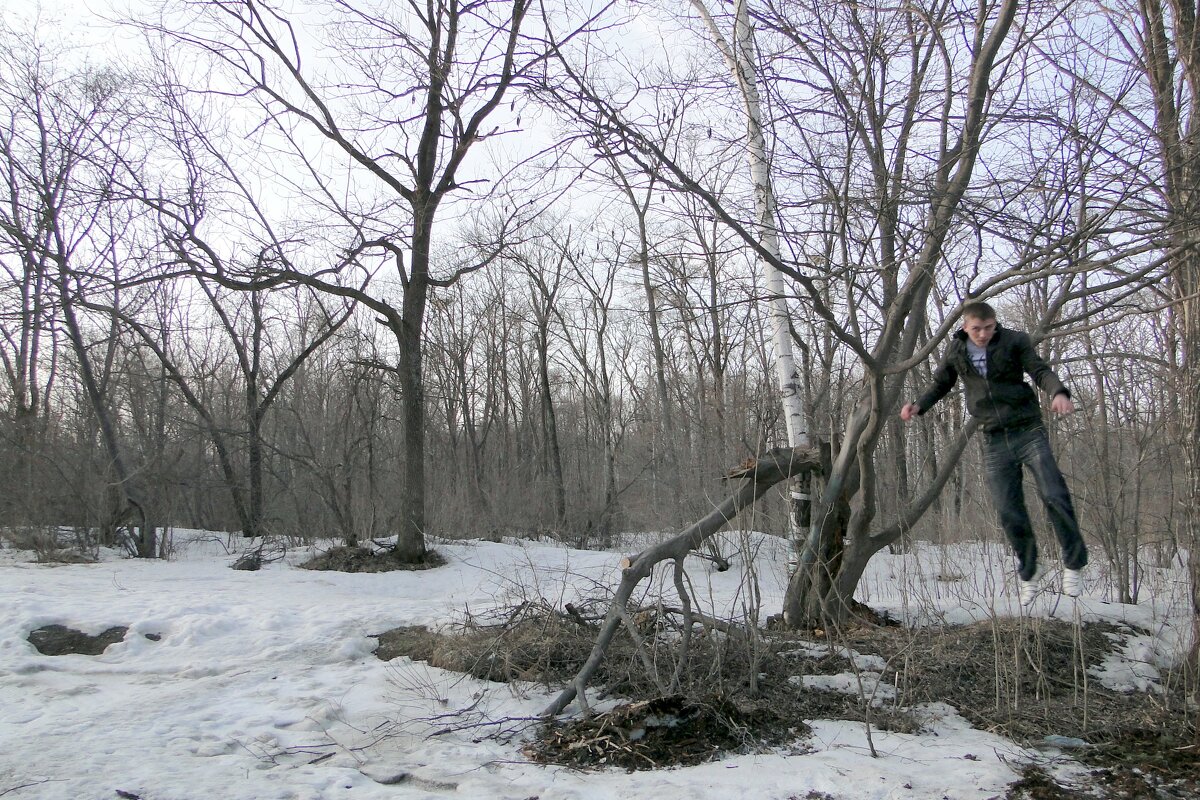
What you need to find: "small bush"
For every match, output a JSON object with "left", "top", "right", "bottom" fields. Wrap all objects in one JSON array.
[
  {"left": 1, "top": 526, "right": 96, "bottom": 563},
  {"left": 299, "top": 545, "right": 446, "bottom": 573}
]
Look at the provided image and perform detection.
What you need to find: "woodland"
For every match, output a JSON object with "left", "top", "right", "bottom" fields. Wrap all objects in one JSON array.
[{"left": 0, "top": 0, "right": 1197, "bottom": 646}]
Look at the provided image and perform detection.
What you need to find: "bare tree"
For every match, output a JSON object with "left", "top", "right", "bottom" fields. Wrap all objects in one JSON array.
[
  {"left": 540, "top": 0, "right": 1021, "bottom": 621},
  {"left": 1090, "top": 0, "right": 1200, "bottom": 671},
  {"left": 552, "top": 234, "right": 632, "bottom": 547},
  {"left": 271, "top": 321, "right": 401, "bottom": 545},
  {"left": 689, "top": 0, "right": 815, "bottom": 571},
  {"left": 0, "top": 37, "right": 59, "bottom": 528},
  {"left": 0, "top": 26, "right": 162, "bottom": 555},
  {"left": 136, "top": 0, "right": 585, "bottom": 558},
  {"left": 518, "top": 232, "right": 570, "bottom": 527},
  {"left": 86, "top": 281, "right": 353, "bottom": 539},
  {"left": 535, "top": 0, "right": 1168, "bottom": 626}
]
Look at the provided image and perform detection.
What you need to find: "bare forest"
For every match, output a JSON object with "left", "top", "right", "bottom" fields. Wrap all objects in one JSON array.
[{"left": 1, "top": 0, "right": 1196, "bottom": 644}]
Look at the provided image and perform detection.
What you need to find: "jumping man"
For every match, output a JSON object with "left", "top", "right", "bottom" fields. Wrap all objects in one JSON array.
[{"left": 900, "top": 301, "right": 1088, "bottom": 605}]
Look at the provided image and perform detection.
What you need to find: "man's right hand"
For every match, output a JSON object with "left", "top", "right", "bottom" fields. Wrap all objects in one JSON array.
[{"left": 900, "top": 402, "right": 921, "bottom": 422}]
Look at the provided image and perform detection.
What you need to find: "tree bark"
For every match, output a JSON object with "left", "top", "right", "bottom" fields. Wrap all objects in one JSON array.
[{"left": 395, "top": 217, "right": 432, "bottom": 559}]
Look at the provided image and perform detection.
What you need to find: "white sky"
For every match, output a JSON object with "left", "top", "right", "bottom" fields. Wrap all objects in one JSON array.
[{"left": 3, "top": 0, "right": 143, "bottom": 55}]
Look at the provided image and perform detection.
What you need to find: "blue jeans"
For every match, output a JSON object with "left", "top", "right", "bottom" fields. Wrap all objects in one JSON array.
[{"left": 982, "top": 424, "right": 1088, "bottom": 581}]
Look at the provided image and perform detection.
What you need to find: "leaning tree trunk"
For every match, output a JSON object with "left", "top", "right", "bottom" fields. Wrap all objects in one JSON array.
[{"left": 543, "top": 446, "right": 823, "bottom": 717}]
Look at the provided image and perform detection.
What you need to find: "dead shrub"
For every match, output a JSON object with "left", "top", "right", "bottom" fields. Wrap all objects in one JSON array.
[
  {"left": 523, "top": 694, "right": 806, "bottom": 771},
  {"left": 299, "top": 545, "right": 446, "bottom": 573},
  {"left": 2, "top": 526, "right": 96, "bottom": 563},
  {"left": 375, "top": 597, "right": 921, "bottom": 768},
  {"left": 378, "top": 600, "right": 1196, "bottom": 784}
]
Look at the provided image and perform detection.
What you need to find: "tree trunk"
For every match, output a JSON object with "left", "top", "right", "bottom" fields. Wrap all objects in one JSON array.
[
  {"left": 783, "top": 407, "right": 980, "bottom": 625},
  {"left": 393, "top": 212, "right": 432, "bottom": 560},
  {"left": 536, "top": 315, "right": 566, "bottom": 525},
  {"left": 245, "top": 406, "right": 265, "bottom": 539},
  {"left": 1130, "top": 0, "right": 1200, "bottom": 679},
  {"left": 59, "top": 274, "right": 153, "bottom": 557},
  {"left": 692, "top": 0, "right": 813, "bottom": 568},
  {"left": 1180, "top": 251, "right": 1200, "bottom": 679}
]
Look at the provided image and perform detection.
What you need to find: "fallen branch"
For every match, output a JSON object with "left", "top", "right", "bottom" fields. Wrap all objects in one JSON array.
[
  {"left": 543, "top": 446, "right": 822, "bottom": 717},
  {"left": 1, "top": 781, "right": 53, "bottom": 798}
]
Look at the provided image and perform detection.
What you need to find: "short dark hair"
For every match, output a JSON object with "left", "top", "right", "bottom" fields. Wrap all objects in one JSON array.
[{"left": 962, "top": 300, "right": 996, "bottom": 321}]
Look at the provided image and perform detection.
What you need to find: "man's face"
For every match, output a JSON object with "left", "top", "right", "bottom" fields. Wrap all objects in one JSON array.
[{"left": 963, "top": 315, "right": 997, "bottom": 348}]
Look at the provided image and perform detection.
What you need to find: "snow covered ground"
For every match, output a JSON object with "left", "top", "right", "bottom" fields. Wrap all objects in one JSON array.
[{"left": 0, "top": 530, "right": 1191, "bottom": 800}]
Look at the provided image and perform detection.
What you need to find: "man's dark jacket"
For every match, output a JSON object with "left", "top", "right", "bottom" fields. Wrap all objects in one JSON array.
[{"left": 915, "top": 325, "right": 1069, "bottom": 433}]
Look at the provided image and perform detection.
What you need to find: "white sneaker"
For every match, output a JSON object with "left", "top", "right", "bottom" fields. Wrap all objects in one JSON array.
[
  {"left": 1019, "top": 565, "right": 1047, "bottom": 606},
  {"left": 1062, "top": 568, "right": 1083, "bottom": 597}
]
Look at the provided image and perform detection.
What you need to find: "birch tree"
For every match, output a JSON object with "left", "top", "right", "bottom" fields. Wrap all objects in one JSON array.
[
  {"left": 539, "top": 0, "right": 1157, "bottom": 625},
  {"left": 543, "top": 0, "right": 1021, "bottom": 622},
  {"left": 690, "top": 0, "right": 814, "bottom": 570}
]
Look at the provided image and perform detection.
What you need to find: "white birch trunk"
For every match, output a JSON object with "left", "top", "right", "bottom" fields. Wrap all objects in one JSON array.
[{"left": 692, "top": 0, "right": 810, "bottom": 560}]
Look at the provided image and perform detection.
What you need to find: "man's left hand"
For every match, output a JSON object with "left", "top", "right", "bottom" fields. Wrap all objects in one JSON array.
[{"left": 1051, "top": 394, "right": 1074, "bottom": 415}]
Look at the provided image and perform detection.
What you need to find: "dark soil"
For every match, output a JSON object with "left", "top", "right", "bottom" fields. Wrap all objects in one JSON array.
[
  {"left": 523, "top": 694, "right": 808, "bottom": 771},
  {"left": 375, "top": 601, "right": 1198, "bottom": 795},
  {"left": 1005, "top": 765, "right": 1084, "bottom": 799},
  {"left": 299, "top": 546, "right": 446, "bottom": 573},
  {"left": 28, "top": 624, "right": 130, "bottom": 655}
]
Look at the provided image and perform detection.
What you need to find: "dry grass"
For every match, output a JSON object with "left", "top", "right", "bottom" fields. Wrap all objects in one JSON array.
[
  {"left": 375, "top": 599, "right": 922, "bottom": 770},
  {"left": 837, "top": 618, "right": 1198, "bottom": 798},
  {"left": 1, "top": 526, "right": 97, "bottom": 562},
  {"left": 376, "top": 602, "right": 598, "bottom": 684},
  {"left": 375, "top": 599, "right": 1197, "bottom": 794}
]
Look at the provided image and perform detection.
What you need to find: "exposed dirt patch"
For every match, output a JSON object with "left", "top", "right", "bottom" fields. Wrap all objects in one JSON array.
[
  {"left": 376, "top": 601, "right": 1196, "bottom": 790},
  {"left": 523, "top": 694, "right": 807, "bottom": 771},
  {"left": 376, "top": 599, "right": 922, "bottom": 771},
  {"left": 828, "top": 618, "right": 1198, "bottom": 799},
  {"left": 1005, "top": 765, "right": 1084, "bottom": 799},
  {"left": 1083, "top": 728, "right": 1200, "bottom": 799},
  {"left": 36, "top": 549, "right": 97, "bottom": 564},
  {"left": 299, "top": 546, "right": 446, "bottom": 573},
  {"left": 28, "top": 624, "right": 129, "bottom": 655},
  {"left": 373, "top": 625, "right": 441, "bottom": 663},
  {"left": 841, "top": 617, "right": 1130, "bottom": 740}
]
